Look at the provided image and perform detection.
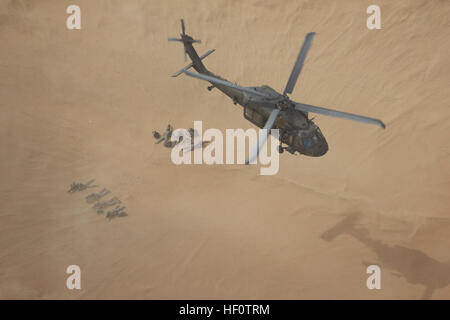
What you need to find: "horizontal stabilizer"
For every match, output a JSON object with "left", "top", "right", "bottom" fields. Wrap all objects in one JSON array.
[{"left": 172, "top": 49, "right": 216, "bottom": 77}]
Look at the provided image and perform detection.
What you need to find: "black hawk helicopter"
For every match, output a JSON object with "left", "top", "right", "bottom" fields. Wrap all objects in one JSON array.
[{"left": 169, "top": 20, "right": 385, "bottom": 164}]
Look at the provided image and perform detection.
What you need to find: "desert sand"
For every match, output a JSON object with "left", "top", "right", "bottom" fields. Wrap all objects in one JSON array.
[{"left": 1, "top": 0, "right": 449, "bottom": 299}]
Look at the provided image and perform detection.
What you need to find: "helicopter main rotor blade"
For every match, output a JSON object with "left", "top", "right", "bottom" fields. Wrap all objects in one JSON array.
[
  {"left": 294, "top": 102, "right": 386, "bottom": 128},
  {"left": 283, "top": 32, "right": 315, "bottom": 95},
  {"left": 182, "top": 70, "right": 272, "bottom": 98},
  {"left": 245, "top": 108, "right": 280, "bottom": 165}
]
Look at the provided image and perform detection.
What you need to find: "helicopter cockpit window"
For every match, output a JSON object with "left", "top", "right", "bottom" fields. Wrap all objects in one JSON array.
[{"left": 303, "top": 137, "right": 312, "bottom": 149}]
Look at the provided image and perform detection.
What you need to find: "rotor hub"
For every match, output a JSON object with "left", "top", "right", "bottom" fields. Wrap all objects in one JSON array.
[{"left": 276, "top": 98, "right": 293, "bottom": 110}]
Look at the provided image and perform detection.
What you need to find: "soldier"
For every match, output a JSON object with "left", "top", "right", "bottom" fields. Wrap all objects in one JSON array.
[
  {"left": 187, "top": 127, "right": 211, "bottom": 151},
  {"left": 188, "top": 127, "right": 196, "bottom": 138},
  {"left": 153, "top": 124, "right": 176, "bottom": 148},
  {"left": 152, "top": 131, "right": 161, "bottom": 139}
]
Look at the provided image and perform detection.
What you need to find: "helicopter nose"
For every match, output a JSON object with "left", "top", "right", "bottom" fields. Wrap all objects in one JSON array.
[
  {"left": 314, "top": 128, "right": 328, "bottom": 156},
  {"left": 298, "top": 126, "right": 328, "bottom": 157},
  {"left": 316, "top": 139, "right": 328, "bottom": 156}
]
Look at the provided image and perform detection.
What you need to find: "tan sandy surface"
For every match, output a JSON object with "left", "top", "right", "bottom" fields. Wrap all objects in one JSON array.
[{"left": 1, "top": 0, "right": 450, "bottom": 299}]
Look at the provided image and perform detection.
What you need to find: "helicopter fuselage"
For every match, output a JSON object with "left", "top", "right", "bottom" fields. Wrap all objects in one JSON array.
[{"left": 208, "top": 78, "right": 328, "bottom": 157}]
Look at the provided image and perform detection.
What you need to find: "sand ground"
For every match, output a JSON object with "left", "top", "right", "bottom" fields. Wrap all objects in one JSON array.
[{"left": 1, "top": 0, "right": 450, "bottom": 299}]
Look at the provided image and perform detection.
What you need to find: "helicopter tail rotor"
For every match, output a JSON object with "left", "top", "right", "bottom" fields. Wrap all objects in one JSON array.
[{"left": 168, "top": 19, "right": 201, "bottom": 62}]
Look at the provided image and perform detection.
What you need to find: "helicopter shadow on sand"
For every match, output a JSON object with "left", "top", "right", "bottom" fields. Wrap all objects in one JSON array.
[{"left": 321, "top": 213, "right": 450, "bottom": 299}]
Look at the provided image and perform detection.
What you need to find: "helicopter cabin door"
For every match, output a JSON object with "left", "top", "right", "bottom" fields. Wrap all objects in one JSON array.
[{"left": 244, "top": 106, "right": 266, "bottom": 129}]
